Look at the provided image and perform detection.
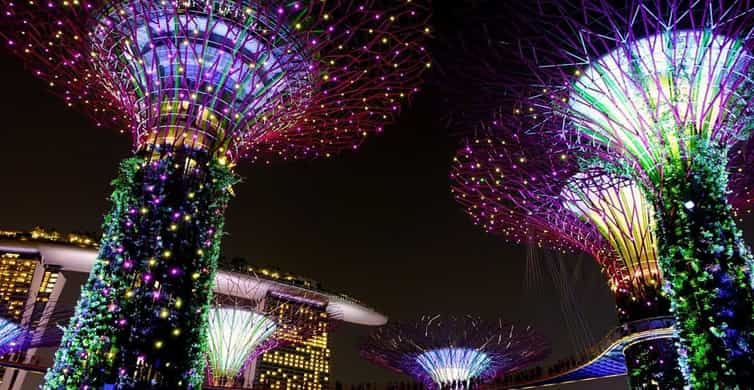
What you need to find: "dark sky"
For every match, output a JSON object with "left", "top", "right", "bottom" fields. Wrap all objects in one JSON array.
[{"left": 3, "top": 2, "right": 749, "bottom": 389}]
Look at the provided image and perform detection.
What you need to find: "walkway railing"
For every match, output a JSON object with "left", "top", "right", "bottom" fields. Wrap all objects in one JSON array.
[{"left": 489, "top": 317, "right": 675, "bottom": 389}]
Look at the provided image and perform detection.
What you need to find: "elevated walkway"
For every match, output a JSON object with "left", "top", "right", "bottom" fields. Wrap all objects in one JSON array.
[{"left": 496, "top": 317, "right": 676, "bottom": 389}]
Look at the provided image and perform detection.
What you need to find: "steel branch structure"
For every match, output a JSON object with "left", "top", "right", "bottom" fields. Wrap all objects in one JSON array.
[
  {"left": 361, "top": 315, "right": 549, "bottom": 390},
  {"left": 1, "top": 0, "right": 431, "bottom": 162},
  {"left": 560, "top": 171, "right": 660, "bottom": 297},
  {"left": 450, "top": 117, "right": 685, "bottom": 388},
  {"left": 502, "top": 1, "right": 754, "bottom": 386},
  {"left": 0, "top": 1, "right": 430, "bottom": 388},
  {"left": 450, "top": 118, "right": 666, "bottom": 321},
  {"left": 519, "top": 1, "right": 754, "bottom": 191},
  {"left": 206, "top": 308, "right": 278, "bottom": 388}
]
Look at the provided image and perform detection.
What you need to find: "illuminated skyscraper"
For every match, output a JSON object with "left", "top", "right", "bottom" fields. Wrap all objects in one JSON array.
[
  {"left": 254, "top": 292, "right": 331, "bottom": 390},
  {"left": 0, "top": 253, "right": 37, "bottom": 320}
]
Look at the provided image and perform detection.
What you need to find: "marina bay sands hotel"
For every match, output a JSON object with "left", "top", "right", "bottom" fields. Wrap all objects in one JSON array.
[{"left": 0, "top": 228, "right": 386, "bottom": 390}]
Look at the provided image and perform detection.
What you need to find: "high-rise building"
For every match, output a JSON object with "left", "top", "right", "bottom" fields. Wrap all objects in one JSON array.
[
  {"left": 0, "top": 253, "right": 37, "bottom": 319},
  {"left": 254, "top": 292, "right": 331, "bottom": 390},
  {"left": 0, "top": 228, "right": 386, "bottom": 389}
]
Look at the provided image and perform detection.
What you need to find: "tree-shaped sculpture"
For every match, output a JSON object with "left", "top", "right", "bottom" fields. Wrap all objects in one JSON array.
[
  {"left": 503, "top": 1, "right": 754, "bottom": 386},
  {"left": 206, "top": 276, "right": 330, "bottom": 388},
  {"left": 0, "top": 1, "right": 430, "bottom": 387},
  {"left": 0, "top": 317, "right": 34, "bottom": 358},
  {"left": 450, "top": 116, "right": 685, "bottom": 388},
  {"left": 206, "top": 307, "right": 277, "bottom": 388},
  {"left": 0, "top": 300, "right": 75, "bottom": 359},
  {"left": 361, "top": 315, "right": 549, "bottom": 390}
]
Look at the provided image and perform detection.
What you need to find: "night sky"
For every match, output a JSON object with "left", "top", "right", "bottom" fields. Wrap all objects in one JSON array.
[{"left": 2, "top": 2, "right": 752, "bottom": 389}]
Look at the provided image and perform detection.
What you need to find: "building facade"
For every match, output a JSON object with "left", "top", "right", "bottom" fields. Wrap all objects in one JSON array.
[{"left": 254, "top": 292, "right": 331, "bottom": 390}]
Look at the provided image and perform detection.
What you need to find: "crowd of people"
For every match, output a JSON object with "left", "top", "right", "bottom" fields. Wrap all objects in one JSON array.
[
  {"left": 335, "top": 381, "right": 424, "bottom": 390},
  {"left": 335, "top": 378, "right": 488, "bottom": 390},
  {"left": 437, "top": 377, "right": 485, "bottom": 390}
]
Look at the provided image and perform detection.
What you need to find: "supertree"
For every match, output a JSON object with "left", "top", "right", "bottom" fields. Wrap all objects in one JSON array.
[
  {"left": 205, "top": 275, "right": 335, "bottom": 388},
  {"left": 360, "top": 315, "right": 549, "bottom": 390},
  {"left": 0, "top": 0, "right": 430, "bottom": 388},
  {"left": 497, "top": 1, "right": 754, "bottom": 386},
  {"left": 0, "top": 300, "right": 74, "bottom": 358},
  {"left": 206, "top": 276, "right": 275, "bottom": 388},
  {"left": 0, "top": 318, "right": 31, "bottom": 357},
  {"left": 206, "top": 307, "right": 278, "bottom": 388},
  {"left": 450, "top": 115, "right": 686, "bottom": 389}
]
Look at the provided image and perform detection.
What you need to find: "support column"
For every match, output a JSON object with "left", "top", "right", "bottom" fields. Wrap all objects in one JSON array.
[{"left": 44, "top": 153, "right": 237, "bottom": 389}]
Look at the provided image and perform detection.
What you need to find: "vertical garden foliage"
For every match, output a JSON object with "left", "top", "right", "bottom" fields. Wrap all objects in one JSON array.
[
  {"left": 612, "top": 283, "right": 685, "bottom": 389},
  {"left": 44, "top": 154, "right": 237, "bottom": 389},
  {"left": 610, "top": 285, "right": 687, "bottom": 388},
  {"left": 624, "top": 338, "right": 685, "bottom": 390},
  {"left": 656, "top": 142, "right": 754, "bottom": 388}
]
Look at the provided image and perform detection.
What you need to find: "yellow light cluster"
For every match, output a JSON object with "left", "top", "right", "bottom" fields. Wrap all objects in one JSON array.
[
  {"left": 255, "top": 299, "right": 330, "bottom": 390},
  {"left": 0, "top": 228, "right": 97, "bottom": 248},
  {"left": 0, "top": 254, "right": 38, "bottom": 319},
  {"left": 242, "top": 265, "right": 317, "bottom": 289}
]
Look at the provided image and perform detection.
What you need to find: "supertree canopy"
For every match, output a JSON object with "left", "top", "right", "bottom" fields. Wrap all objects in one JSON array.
[
  {"left": 450, "top": 117, "right": 685, "bottom": 389},
  {"left": 566, "top": 29, "right": 752, "bottom": 187},
  {"left": 2, "top": 0, "right": 431, "bottom": 162},
  {"left": 205, "top": 276, "right": 332, "bottom": 388},
  {"left": 360, "top": 315, "right": 549, "bottom": 389},
  {"left": 505, "top": 0, "right": 754, "bottom": 386},
  {"left": 0, "top": 317, "right": 29, "bottom": 356},
  {"left": 0, "top": 1, "right": 430, "bottom": 388},
  {"left": 560, "top": 171, "right": 660, "bottom": 295},
  {"left": 206, "top": 307, "right": 277, "bottom": 387},
  {"left": 451, "top": 117, "right": 625, "bottom": 295},
  {"left": 205, "top": 277, "right": 277, "bottom": 388}
]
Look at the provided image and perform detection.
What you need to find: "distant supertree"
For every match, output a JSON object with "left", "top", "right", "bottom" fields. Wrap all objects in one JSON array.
[
  {"left": 0, "top": 300, "right": 75, "bottom": 358},
  {"left": 361, "top": 315, "right": 549, "bottom": 390},
  {"left": 450, "top": 117, "right": 685, "bottom": 389},
  {"left": 500, "top": 1, "right": 754, "bottom": 386},
  {"left": 205, "top": 276, "right": 329, "bottom": 388},
  {"left": 0, "top": 0, "right": 430, "bottom": 388},
  {"left": 206, "top": 307, "right": 277, "bottom": 387}
]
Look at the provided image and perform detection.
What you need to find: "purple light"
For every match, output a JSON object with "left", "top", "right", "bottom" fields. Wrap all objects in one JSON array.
[{"left": 362, "top": 316, "right": 549, "bottom": 389}]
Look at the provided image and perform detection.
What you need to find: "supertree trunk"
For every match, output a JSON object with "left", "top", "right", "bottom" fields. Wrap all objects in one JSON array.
[
  {"left": 43, "top": 152, "right": 237, "bottom": 389},
  {"left": 623, "top": 336, "right": 685, "bottom": 389},
  {"left": 614, "top": 289, "right": 685, "bottom": 389},
  {"left": 656, "top": 142, "right": 754, "bottom": 388}
]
